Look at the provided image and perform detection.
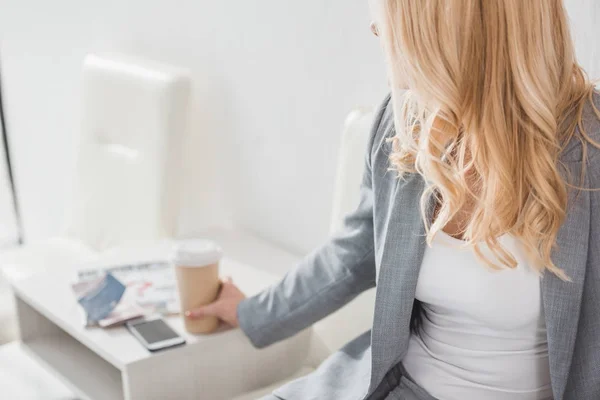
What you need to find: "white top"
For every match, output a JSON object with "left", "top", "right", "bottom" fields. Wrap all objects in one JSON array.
[{"left": 402, "top": 231, "right": 552, "bottom": 400}]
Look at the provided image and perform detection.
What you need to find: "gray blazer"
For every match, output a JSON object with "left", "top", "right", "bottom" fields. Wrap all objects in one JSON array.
[{"left": 238, "top": 92, "right": 600, "bottom": 400}]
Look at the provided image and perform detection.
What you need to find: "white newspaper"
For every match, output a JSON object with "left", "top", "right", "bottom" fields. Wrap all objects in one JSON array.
[{"left": 74, "top": 261, "right": 180, "bottom": 327}]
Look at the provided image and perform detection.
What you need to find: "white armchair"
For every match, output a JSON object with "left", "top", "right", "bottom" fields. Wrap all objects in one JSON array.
[
  {"left": 1, "top": 53, "right": 191, "bottom": 284},
  {"left": 315, "top": 108, "right": 377, "bottom": 353}
]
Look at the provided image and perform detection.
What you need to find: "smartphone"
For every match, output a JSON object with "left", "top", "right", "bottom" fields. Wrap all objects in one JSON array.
[{"left": 126, "top": 317, "right": 186, "bottom": 352}]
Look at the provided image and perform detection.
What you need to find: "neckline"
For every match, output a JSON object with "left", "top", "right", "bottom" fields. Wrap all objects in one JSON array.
[
  {"left": 434, "top": 230, "right": 510, "bottom": 245},
  {"left": 436, "top": 230, "right": 468, "bottom": 244}
]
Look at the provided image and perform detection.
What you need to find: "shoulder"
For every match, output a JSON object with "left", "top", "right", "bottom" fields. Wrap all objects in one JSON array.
[
  {"left": 560, "top": 90, "right": 600, "bottom": 165},
  {"left": 368, "top": 93, "right": 395, "bottom": 169},
  {"left": 559, "top": 90, "right": 600, "bottom": 190}
]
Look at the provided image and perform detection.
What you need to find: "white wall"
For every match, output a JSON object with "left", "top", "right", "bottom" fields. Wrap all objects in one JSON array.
[
  {"left": 0, "top": 118, "right": 18, "bottom": 248},
  {"left": 0, "top": 1, "right": 598, "bottom": 255},
  {"left": 0, "top": 0, "right": 388, "bottom": 254},
  {"left": 565, "top": 0, "right": 600, "bottom": 81}
]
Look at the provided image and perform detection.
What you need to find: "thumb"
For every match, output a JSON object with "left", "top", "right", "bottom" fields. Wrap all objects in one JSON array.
[{"left": 185, "top": 301, "right": 221, "bottom": 319}]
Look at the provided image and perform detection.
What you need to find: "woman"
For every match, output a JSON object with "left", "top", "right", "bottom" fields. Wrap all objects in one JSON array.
[{"left": 187, "top": 1, "right": 600, "bottom": 399}]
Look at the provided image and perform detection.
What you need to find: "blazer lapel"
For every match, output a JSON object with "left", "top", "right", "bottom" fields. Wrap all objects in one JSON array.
[
  {"left": 368, "top": 173, "right": 430, "bottom": 393},
  {"left": 542, "top": 172, "right": 590, "bottom": 400}
]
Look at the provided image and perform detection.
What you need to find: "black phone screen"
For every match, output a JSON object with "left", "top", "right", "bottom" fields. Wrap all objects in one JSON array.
[{"left": 132, "top": 319, "right": 180, "bottom": 344}]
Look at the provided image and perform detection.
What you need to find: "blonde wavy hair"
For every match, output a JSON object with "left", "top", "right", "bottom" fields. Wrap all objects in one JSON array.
[{"left": 376, "top": 0, "right": 600, "bottom": 278}]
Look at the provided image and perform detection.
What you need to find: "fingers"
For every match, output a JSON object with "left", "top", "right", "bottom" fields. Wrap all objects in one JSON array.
[
  {"left": 185, "top": 302, "right": 220, "bottom": 319},
  {"left": 185, "top": 276, "right": 235, "bottom": 320},
  {"left": 218, "top": 276, "right": 233, "bottom": 287}
]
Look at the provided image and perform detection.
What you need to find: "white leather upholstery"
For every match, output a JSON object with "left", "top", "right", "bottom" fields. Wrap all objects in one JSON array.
[
  {"left": 310, "top": 108, "right": 377, "bottom": 354},
  {"left": 67, "top": 54, "right": 191, "bottom": 251},
  {"left": 329, "top": 108, "right": 376, "bottom": 233}
]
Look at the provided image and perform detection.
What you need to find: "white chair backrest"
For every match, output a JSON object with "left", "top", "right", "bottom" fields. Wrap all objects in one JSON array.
[
  {"left": 313, "top": 108, "right": 378, "bottom": 353},
  {"left": 329, "top": 108, "right": 376, "bottom": 233},
  {"left": 67, "top": 54, "right": 191, "bottom": 251}
]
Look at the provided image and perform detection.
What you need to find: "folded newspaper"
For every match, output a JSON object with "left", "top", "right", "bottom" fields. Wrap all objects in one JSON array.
[{"left": 71, "top": 261, "right": 180, "bottom": 328}]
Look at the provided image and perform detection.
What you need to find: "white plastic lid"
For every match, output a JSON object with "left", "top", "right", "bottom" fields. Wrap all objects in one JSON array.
[{"left": 171, "top": 239, "right": 223, "bottom": 267}]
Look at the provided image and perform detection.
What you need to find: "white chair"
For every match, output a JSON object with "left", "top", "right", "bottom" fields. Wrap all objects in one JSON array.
[
  {"left": 0, "top": 53, "right": 191, "bottom": 285},
  {"left": 314, "top": 108, "right": 376, "bottom": 353},
  {"left": 232, "top": 107, "right": 376, "bottom": 400}
]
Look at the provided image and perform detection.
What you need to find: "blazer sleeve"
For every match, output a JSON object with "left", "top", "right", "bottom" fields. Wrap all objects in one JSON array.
[{"left": 237, "top": 95, "right": 391, "bottom": 348}]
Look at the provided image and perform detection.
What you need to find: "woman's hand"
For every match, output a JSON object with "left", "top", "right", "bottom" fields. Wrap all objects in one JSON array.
[{"left": 184, "top": 277, "right": 246, "bottom": 328}]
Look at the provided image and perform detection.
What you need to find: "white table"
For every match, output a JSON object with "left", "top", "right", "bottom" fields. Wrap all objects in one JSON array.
[{"left": 3, "top": 232, "right": 312, "bottom": 400}]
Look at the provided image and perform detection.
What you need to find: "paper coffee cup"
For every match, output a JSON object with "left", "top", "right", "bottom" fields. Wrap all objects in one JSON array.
[{"left": 172, "top": 239, "right": 223, "bottom": 334}]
